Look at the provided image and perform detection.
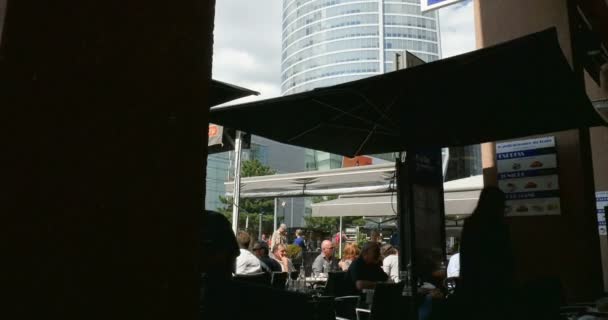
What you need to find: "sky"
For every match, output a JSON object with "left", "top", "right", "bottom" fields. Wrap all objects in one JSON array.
[{"left": 213, "top": 0, "right": 475, "bottom": 104}]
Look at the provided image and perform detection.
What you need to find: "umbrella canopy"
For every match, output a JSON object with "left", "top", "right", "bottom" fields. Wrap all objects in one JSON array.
[
  {"left": 224, "top": 163, "right": 396, "bottom": 198},
  {"left": 209, "top": 79, "right": 259, "bottom": 107},
  {"left": 210, "top": 28, "right": 606, "bottom": 157},
  {"left": 311, "top": 175, "right": 483, "bottom": 217}
]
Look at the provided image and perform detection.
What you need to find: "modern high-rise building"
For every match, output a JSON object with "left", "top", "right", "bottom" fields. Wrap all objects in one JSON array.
[{"left": 281, "top": 0, "right": 441, "bottom": 96}]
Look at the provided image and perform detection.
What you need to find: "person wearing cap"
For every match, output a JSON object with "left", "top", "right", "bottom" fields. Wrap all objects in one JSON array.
[
  {"left": 252, "top": 240, "right": 281, "bottom": 273},
  {"left": 200, "top": 211, "right": 311, "bottom": 320},
  {"left": 235, "top": 231, "right": 261, "bottom": 275}
]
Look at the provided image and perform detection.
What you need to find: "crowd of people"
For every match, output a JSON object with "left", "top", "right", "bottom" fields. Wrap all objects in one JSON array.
[
  {"left": 201, "top": 186, "right": 597, "bottom": 320},
  {"left": 232, "top": 220, "right": 413, "bottom": 299}
]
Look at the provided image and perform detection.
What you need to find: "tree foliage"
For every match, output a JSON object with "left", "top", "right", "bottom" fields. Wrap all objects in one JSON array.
[{"left": 220, "top": 159, "right": 276, "bottom": 236}]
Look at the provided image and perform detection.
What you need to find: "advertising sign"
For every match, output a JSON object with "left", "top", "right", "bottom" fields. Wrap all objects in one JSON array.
[
  {"left": 597, "top": 191, "right": 608, "bottom": 236},
  {"left": 342, "top": 155, "right": 373, "bottom": 168},
  {"left": 207, "top": 124, "right": 251, "bottom": 154},
  {"left": 496, "top": 137, "right": 560, "bottom": 216},
  {"left": 208, "top": 124, "right": 223, "bottom": 147},
  {"left": 420, "top": 0, "right": 464, "bottom": 13}
]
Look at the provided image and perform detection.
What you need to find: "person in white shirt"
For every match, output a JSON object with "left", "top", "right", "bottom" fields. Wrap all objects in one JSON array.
[
  {"left": 447, "top": 252, "right": 460, "bottom": 278},
  {"left": 381, "top": 244, "right": 399, "bottom": 282},
  {"left": 235, "top": 231, "right": 261, "bottom": 275}
]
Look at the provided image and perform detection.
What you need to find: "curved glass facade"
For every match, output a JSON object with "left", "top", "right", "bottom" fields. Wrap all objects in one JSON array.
[{"left": 281, "top": 0, "right": 440, "bottom": 95}]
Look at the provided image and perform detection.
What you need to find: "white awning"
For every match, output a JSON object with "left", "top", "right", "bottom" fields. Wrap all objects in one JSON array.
[
  {"left": 225, "top": 163, "right": 396, "bottom": 198},
  {"left": 311, "top": 175, "right": 483, "bottom": 217}
]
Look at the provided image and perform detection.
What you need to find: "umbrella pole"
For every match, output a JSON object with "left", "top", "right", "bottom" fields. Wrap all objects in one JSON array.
[
  {"left": 339, "top": 215, "right": 343, "bottom": 259},
  {"left": 231, "top": 130, "right": 243, "bottom": 234},
  {"left": 274, "top": 198, "right": 278, "bottom": 232},
  {"left": 259, "top": 213, "right": 263, "bottom": 240}
]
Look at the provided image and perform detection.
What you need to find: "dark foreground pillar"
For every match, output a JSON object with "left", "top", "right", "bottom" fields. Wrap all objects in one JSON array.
[{"left": 2, "top": 1, "right": 215, "bottom": 319}]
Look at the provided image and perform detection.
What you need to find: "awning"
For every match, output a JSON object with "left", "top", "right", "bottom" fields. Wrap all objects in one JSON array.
[
  {"left": 209, "top": 79, "right": 259, "bottom": 107},
  {"left": 210, "top": 28, "right": 606, "bottom": 157},
  {"left": 225, "top": 163, "right": 396, "bottom": 198},
  {"left": 311, "top": 175, "right": 483, "bottom": 217}
]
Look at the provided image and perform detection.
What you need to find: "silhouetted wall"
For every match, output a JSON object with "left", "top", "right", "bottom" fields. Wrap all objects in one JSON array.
[
  {"left": 475, "top": 0, "right": 605, "bottom": 302},
  {"left": 3, "top": 1, "right": 216, "bottom": 319}
]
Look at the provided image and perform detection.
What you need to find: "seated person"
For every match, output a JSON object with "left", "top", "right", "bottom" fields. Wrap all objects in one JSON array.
[
  {"left": 235, "top": 231, "right": 261, "bottom": 275},
  {"left": 200, "top": 211, "right": 310, "bottom": 320},
  {"left": 312, "top": 240, "right": 339, "bottom": 274},
  {"left": 381, "top": 244, "right": 399, "bottom": 282},
  {"left": 271, "top": 243, "right": 295, "bottom": 272},
  {"left": 338, "top": 243, "right": 360, "bottom": 271},
  {"left": 447, "top": 252, "right": 460, "bottom": 278},
  {"left": 345, "top": 241, "right": 388, "bottom": 292},
  {"left": 252, "top": 240, "right": 281, "bottom": 273}
]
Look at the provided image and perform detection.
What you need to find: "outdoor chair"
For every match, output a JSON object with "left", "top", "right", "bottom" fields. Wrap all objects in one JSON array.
[
  {"left": 233, "top": 272, "right": 271, "bottom": 286},
  {"left": 308, "top": 296, "right": 336, "bottom": 320},
  {"left": 355, "top": 282, "right": 406, "bottom": 320},
  {"left": 324, "top": 271, "right": 349, "bottom": 297},
  {"left": 335, "top": 295, "right": 361, "bottom": 320},
  {"left": 271, "top": 272, "right": 288, "bottom": 290},
  {"left": 559, "top": 305, "right": 589, "bottom": 319},
  {"left": 303, "top": 251, "right": 318, "bottom": 276},
  {"left": 444, "top": 276, "right": 460, "bottom": 297}
]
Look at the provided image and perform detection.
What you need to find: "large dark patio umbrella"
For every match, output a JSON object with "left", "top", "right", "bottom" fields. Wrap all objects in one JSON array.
[
  {"left": 209, "top": 79, "right": 259, "bottom": 107},
  {"left": 210, "top": 28, "right": 606, "bottom": 157}
]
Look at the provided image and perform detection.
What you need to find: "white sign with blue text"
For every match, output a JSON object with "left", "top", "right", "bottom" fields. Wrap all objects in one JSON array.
[
  {"left": 496, "top": 137, "right": 560, "bottom": 216},
  {"left": 597, "top": 191, "right": 608, "bottom": 235},
  {"left": 420, "top": 0, "right": 464, "bottom": 13}
]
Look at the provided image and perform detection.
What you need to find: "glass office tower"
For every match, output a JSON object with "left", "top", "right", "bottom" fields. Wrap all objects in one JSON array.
[
  {"left": 281, "top": 0, "right": 440, "bottom": 95},
  {"left": 282, "top": 0, "right": 442, "bottom": 175}
]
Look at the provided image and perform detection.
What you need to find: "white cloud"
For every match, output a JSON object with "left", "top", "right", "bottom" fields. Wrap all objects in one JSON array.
[
  {"left": 213, "top": 0, "right": 476, "bottom": 102},
  {"left": 212, "top": 1, "right": 283, "bottom": 103},
  {"left": 438, "top": 0, "right": 476, "bottom": 58}
]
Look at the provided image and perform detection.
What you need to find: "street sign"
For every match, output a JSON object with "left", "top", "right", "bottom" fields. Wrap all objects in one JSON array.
[{"left": 420, "top": 0, "right": 464, "bottom": 13}]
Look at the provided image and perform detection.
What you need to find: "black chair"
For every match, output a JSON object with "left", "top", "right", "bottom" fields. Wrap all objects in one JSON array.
[
  {"left": 233, "top": 272, "right": 271, "bottom": 286},
  {"left": 324, "top": 271, "right": 349, "bottom": 296},
  {"left": 335, "top": 295, "right": 360, "bottom": 320},
  {"left": 355, "top": 282, "right": 406, "bottom": 320},
  {"left": 444, "top": 276, "right": 460, "bottom": 297},
  {"left": 271, "top": 272, "right": 288, "bottom": 290},
  {"left": 519, "top": 277, "right": 565, "bottom": 320},
  {"left": 290, "top": 271, "right": 300, "bottom": 281},
  {"left": 303, "top": 251, "right": 318, "bottom": 276},
  {"left": 309, "top": 296, "right": 336, "bottom": 320}
]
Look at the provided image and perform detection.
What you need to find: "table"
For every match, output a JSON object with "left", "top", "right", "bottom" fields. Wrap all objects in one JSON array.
[
  {"left": 306, "top": 276, "right": 328, "bottom": 283},
  {"left": 305, "top": 276, "right": 327, "bottom": 291}
]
